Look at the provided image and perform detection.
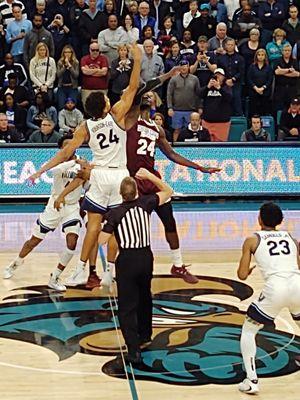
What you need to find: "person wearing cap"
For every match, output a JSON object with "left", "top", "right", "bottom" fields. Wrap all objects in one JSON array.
[
  {"left": 183, "top": 0, "right": 201, "bottom": 29},
  {"left": 167, "top": 59, "right": 201, "bottom": 141},
  {"left": 58, "top": 97, "right": 84, "bottom": 135},
  {"left": 278, "top": 98, "right": 300, "bottom": 141},
  {"left": 190, "top": 35, "right": 217, "bottom": 87},
  {"left": 188, "top": 3, "right": 217, "bottom": 42},
  {"left": 201, "top": 67, "right": 232, "bottom": 141}
]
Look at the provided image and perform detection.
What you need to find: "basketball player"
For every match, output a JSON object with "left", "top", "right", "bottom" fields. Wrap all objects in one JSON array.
[
  {"left": 123, "top": 89, "right": 220, "bottom": 283},
  {"left": 237, "top": 202, "right": 300, "bottom": 394},
  {"left": 28, "top": 44, "right": 142, "bottom": 287},
  {"left": 3, "top": 134, "right": 84, "bottom": 291}
]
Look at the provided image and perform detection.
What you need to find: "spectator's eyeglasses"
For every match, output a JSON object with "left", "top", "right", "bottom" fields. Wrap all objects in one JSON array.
[{"left": 90, "top": 49, "right": 99, "bottom": 52}]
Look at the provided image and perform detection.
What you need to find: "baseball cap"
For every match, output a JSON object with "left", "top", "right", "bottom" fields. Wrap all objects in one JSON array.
[
  {"left": 291, "top": 98, "right": 299, "bottom": 104},
  {"left": 198, "top": 35, "right": 208, "bottom": 42},
  {"left": 179, "top": 59, "right": 189, "bottom": 66},
  {"left": 200, "top": 3, "right": 209, "bottom": 10},
  {"left": 65, "top": 97, "right": 75, "bottom": 104},
  {"left": 214, "top": 68, "right": 226, "bottom": 76}
]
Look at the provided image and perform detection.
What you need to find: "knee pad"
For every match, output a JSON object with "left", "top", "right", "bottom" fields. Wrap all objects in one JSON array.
[
  {"left": 59, "top": 248, "right": 76, "bottom": 267},
  {"left": 62, "top": 220, "right": 81, "bottom": 236}
]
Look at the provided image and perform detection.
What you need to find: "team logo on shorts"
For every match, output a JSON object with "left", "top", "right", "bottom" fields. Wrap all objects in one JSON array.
[{"left": 0, "top": 275, "right": 299, "bottom": 385}]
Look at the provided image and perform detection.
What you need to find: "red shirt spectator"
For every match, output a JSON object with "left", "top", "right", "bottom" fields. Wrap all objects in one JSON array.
[{"left": 80, "top": 47, "right": 109, "bottom": 90}]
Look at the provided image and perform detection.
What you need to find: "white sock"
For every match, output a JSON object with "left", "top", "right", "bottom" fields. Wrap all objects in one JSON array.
[
  {"left": 171, "top": 249, "right": 183, "bottom": 267},
  {"left": 240, "top": 319, "right": 262, "bottom": 381},
  {"left": 78, "top": 260, "right": 86, "bottom": 269},
  {"left": 15, "top": 256, "right": 24, "bottom": 265},
  {"left": 52, "top": 268, "right": 62, "bottom": 279},
  {"left": 106, "top": 261, "right": 115, "bottom": 277}
]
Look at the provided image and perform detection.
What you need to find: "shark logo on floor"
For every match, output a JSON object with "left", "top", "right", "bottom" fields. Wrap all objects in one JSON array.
[{"left": 0, "top": 275, "right": 299, "bottom": 385}]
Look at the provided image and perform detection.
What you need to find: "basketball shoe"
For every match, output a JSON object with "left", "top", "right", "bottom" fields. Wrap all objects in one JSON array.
[
  {"left": 170, "top": 265, "right": 199, "bottom": 284},
  {"left": 86, "top": 272, "right": 101, "bottom": 289},
  {"left": 65, "top": 265, "right": 88, "bottom": 286},
  {"left": 238, "top": 378, "right": 259, "bottom": 394},
  {"left": 3, "top": 258, "right": 24, "bottom": 279},
  {"left": 48, "top": 274, "right": 66, "bottom": 291}
]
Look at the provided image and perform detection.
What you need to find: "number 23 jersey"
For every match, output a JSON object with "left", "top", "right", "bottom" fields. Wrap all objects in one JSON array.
[
  {"left": 126, "top": 118, "right": 160, "bottom": 176},
  {"left": 253, "top": 230, "right": 299, "bottom": 279}
]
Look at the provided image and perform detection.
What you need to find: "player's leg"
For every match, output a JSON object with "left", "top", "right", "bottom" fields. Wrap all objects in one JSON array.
[
  {"left": 155, "top": 202, "right": 198, "bottom": 283},
  {"left": 101, "top": 235, "right": 118, "bottom": 287},
  {"left": 86, "top": 240, "right": 101, "bottom": 289},
  {"left": 288, "top": 276, "right": 300, "bottom": 367}
]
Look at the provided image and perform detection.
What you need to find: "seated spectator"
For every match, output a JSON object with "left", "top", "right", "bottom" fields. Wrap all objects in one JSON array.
[
  {"left": 158, "top": 16, "right": 178, "bottom": 57},
  {"left": 47, "top": 13, "right": 70, "bottom": 61},
  {"left": 109, "top": 44, "right": 133, "bottom": 105},
  {"left": 178, "top": 111, "right": 211, "bottom": 142},
  {"left": 164, "top": 41, "right": 184, "bottom": 73},
  {"left": 28, "top": 117, "right": 61, "bottom": 143},
  {"left": 134, "top": 1, "right": 156, "bottom": 40},
  {"left": 247, "top": 48, "right": 273, "bottom": 116},
  {"left": 0, "top": 72, "right": 29, "bottom": 108},
  {"left": 153, "top": 111, "right": 171, "bottom": 141},
  {"left": 273, "top": 43, "right": 299, "bottom": 112},
  {"left": 120, "top": 14, "right": 139, "bottom": 44},
  {"left": 29, "top": 42, "right": 57, "bottom": 101},
  {"left": 180, "top": 28, "right": 197, "bottom": 64},
  {"left": 232, "top": 3, "right": 261, "bottom": 41},
  {"left": 0, "top": 93, "right": 27, "bottom": 134},
  {"left": 103, "top": 0, "right": 116, "bottom": 19},
  {"left": 138, "top": 25, "right": 159, "bottom": 53},
  {"left": 141, "top": 40, "right": 164, "bottom": 82},
  {"left": 56, "top": 45, "right": 80, "bottom": 111},
  {"left": 188, "top": 3, "right": 217, "bottom": 42},
  {"left": 0, "top": 112, "right": 24, "bottom": 143},
  {"left": 208, "top": 0, "right": 228, "bottom": 24},
  {"left": 282, "top": 5, "right": 300, "bottom": 47},
  {"left": 278, "top": 98, "right": 300, "bottom": 140},
  {"left": 241, "top": 115, "right": 271, "bottom": 141},
  {"left": 238, "top": 28, "right": 261, "bottom": 76},
  {"left": 183, "top": 1, "right": 200, "bottom": 29},
  {"left": 58, "top": 97, "right": 84, "bottom": 135},
  {"left": 190, "top": 35, "right": 217, "bottom": 87},
  {"left": 0, "top": 21, "right": 5, "bottom": 65},
  {"left": 207, "top": 22, "right": 229, "bottom": 54},
  {"left": 128, "top": 1, "right": 139, "bottom": 17},
  {"left": 0, "top": 53, "right": 27, "bottom": 89},
  {"left": 150, "top": 0, "right": 172, "bottom": 37},
  {"left": 201, "top": 68, "right": 232, "bottom": 141},
  {"left": 26, "top": 92, "right": 58, "bottom": 135},
  {"left": 266, "top": 28, "right": 290, "bottom": 68}
]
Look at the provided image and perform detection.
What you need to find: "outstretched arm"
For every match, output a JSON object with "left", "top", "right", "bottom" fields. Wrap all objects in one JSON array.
[
  {"left": 237, "top": 236, "right": 257, "bottom": 280},
  {"left": 53, "top": 177, "right": 84, "bottom": 211},
  {"left": 157, "top": 128, "right": 221, "bottom": 174}
]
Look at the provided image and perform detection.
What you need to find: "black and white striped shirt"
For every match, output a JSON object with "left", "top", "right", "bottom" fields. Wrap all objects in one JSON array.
[
  {"left": 102, "top": 194, "right": 159, "bottom": 249},
  {"left": 0, "top": 0, "right": 27, "bottom": 28}
]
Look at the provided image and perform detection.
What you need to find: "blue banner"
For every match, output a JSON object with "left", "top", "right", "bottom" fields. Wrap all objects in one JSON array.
[{"left": 0, "top": 145, "right": 299, "bottom": 196}]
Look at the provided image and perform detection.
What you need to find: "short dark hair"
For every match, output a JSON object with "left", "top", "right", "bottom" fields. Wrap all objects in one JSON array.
[
  {"left": 58, "top": 133, "right": 74, "bottom": 148},
  {"left": 85, "top": 91, "right": 107, "bottom": 118},
  {"left": 251, "top": 114, "right": 261, "bottom": 123},
  {"left": 259, "top": 202, "right": 283, "bottom": 228},
  {"left": 8, "top": 72, "right": 17, "bottom": 81}
]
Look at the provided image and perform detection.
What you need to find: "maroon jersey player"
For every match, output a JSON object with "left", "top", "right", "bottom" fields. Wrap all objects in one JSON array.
[{"left": 125, "top": 70, "right": 220, "bottom": 283}]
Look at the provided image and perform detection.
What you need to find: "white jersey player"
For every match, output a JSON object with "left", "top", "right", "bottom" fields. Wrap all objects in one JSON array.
[
  {"left": 27, "top": 44, "right": 142, "bottom": 288},
  {"left": 3, "top": 134, "right": 83, "bottom": 291},
  {"left": 237, "top": 202, "right": 300, "bottom": 394}
]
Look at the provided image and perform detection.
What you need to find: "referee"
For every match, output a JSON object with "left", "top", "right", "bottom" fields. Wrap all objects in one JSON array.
[{"left": 98, "top": 168, "right": 173, "bottom": 364}]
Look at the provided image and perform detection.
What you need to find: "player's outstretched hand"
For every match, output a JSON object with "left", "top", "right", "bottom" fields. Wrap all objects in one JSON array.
[
  {"left": 54, "top": 196, "right": 65, "bottom": 211},
  {"left": 27, "top": 171, "right": 42, "bottom": 186},
  {"left": 135, "top": 167, "right": 151, "bottom": 180},
  {"left": 199, "top": 166, "right": 222, "bottom": 174},
  {"left": 169, "top": 65, "right": 181, "bottom": 76}
]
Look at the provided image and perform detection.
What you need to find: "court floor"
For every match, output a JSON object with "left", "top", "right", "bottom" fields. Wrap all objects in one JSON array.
[{"left": 0, "top": 202, "right": 300, "bottom": 399}]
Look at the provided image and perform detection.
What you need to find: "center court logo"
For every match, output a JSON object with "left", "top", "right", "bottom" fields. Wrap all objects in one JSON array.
[{"left": 0, "top": 275, "right": 299, "bottom": 385}]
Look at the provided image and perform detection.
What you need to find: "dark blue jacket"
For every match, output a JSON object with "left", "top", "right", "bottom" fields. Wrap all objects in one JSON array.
[
  {"left": 247, "top": 63, "right": 273, "bottom": 97},
  {"left": 258, "top": 1, "right": 285, "bottom": 31},
  {"left": 217, "top": 52, "right": 245, "bottom": 84},
  {"left": 134, "top": 15, "right": 156, "bottom": 39}
]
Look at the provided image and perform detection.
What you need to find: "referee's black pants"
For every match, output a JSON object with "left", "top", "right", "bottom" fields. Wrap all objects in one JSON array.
[{"left": 116, "top": 247, "right": 153, "bottom": 353}]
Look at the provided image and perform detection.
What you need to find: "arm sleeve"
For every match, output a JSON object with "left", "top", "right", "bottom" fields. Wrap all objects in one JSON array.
[
  {"left": 49, "top": 160, "right": 76, "bottom": 176},
  {"left": 142, "top": 194, "right": 160, "bottom": 213},
  {"left": 102, "top": 211, "right": 116, "bottom": 234}
]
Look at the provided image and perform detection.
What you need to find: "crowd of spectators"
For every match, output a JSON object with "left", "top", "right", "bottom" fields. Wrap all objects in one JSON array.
[{"left": 0, "top": 0, "right": 300, "bottom": 144}]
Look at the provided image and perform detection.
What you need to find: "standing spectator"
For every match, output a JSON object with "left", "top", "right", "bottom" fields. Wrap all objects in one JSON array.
[
  {"left": 157, "top": 16, "right": 178, "bottom": 56},
  {"left": 188, "top": 3, "right": 217, "bottom": 42},
  {"left": 23, "top": 14, "right": 55, "bottom": 69},
  {"left": 26, "top": 92, "right": 57, "bottom": 135},
  {"left": 0, "top": 92, "right": 27, "bottom": 134},
  {"left": 47, "top": 0, "right": 72, "bottom": 27},
  {"left": 180, "top": 28, "right": 197, "bottom": 64},
  {"left": 78, "top": 0, "right": 107, "bottom": 56},
  {"left": 208, "top": 0, "right": 228, "bottom": 24},
  {"left": 0, "top": 53, "right": 27, "bottom": 88},
  {"left": 120, "top": 14, "right": 139, "bottom": 44},
  {"left": 32, "top": 0, "right": 51, "bottom": 27},
  {"left": 0, "top": 0, "right": 27, "bottom": 29},
  {"left": 47, "top": 13, "right": 70, "bottom": 61},
  {"left": 190, "top": 35, "right": 217, "bottom": 87},
  {"left": 0, "top": 72, "right": 29, "bottom": 108},
  {"left": 232, "top": 3, "right": 261, "bottom": 42},
  {"left": 232, "top": 0, "right": 255, "bottom": 22},
  {"left": 58, "top": 97, "right": 83, "bottom": 135},
  {"left": 56, "top": 45, "right": 80, "bottom": 110},
  {"left": 167, "top": 59, "right": 201, "bottom": 141},
  {"left": 28, "top": 117, "right": 61, "bottom": 143},
  {"left": 224, "top": 0, "right": 240, "bottom": 22},
  {"left": 247, "top": 48, "right": 273, "bottom": 116},
  {"left": 128, "top": 0, "right": 139, "bottom": 17},
  {"left": 178, "top": 111, "right": 211, "bottom": 142},
  {"left": 164, "top": 41, "right": 184, "bottom": 72},
  {"left": 0, "top": 112, "right": 23, "bottom": 143},
  {"left": 278, "top": 97, "right": 300, "bottom": 140},
  {"left": 80, "top": 42, "right": 109, "bottom": 110},
  {"left": 183, "top": 0, "right": 200, "bottom": 29},
  {"left": 266, "top": 28, "right": 290, "bottom": 68},
  {"left": 258, "top": 0, "right": 285, "bottom": 46},
  {"left": 5, "top": 4, "right": 32, "bottom": 64},
  {"left": 103, "top": 0, "right": 116, "bottom": 19},
  {"left": 149, "top": 0, "right": 172, "bottom": 37},
  {"left": 109, "top": 44, "right": 133, "bottom": 105},
  {"left": 201, "top": 68, "right": 232, "bottom": 141},
  {"left": 238, "top": 28, "right": 261, "bottom": 76},
  {"left": 0, "top": 17, "right": 6, "bottom": 65},
  {"left": 134, "top": 1, "right": 156, "bottom": 39},
  {"left": 98, "top": 14, "right": 128, "bottom": 66},
  {"left": 282, "top": 5, "right": 300, "bottom": 47},
  {"left": 140, "top": 39, "right": 164, "bottom": 82},
  {"left": 241, "top": 115, "right": 271, "bottom": 141},
  {"left": 207, "top": 22, "right": 229, "bottom": 54},
  {"left": 69, "top": 0, "right": 88, "bottom": 59},
  {"left": 217, "top": 38, "right": 245, "bottom": 116},
  {"left": 273, "top": 43, "right": 300, "bottom": 112},
  {"left": 29, "top": 42, "right": 56, "bottom": 100}
]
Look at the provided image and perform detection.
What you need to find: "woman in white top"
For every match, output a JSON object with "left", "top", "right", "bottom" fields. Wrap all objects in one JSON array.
[
  {"left": 120, "top": 14, "right": 139, "bottom": 44},
  {"left": 29, "top": 42, "right": 56, "bottom": 101}
]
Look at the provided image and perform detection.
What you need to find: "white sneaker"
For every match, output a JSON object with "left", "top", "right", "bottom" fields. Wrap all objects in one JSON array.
[
  {"left": 101, "top": 270, "right": 113, "bottom": 288},
  {"left": 65, "top": 265, "right": 87, "bottom": 286},
  {"left": 238, "top": 378, "right": 259, "bottom": 394},
  {"left": 48, "top": 274, "right": 66, "bottom": 291},
  {"left": 3, "top": 259, "right": 24, "bottom": 279}
]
